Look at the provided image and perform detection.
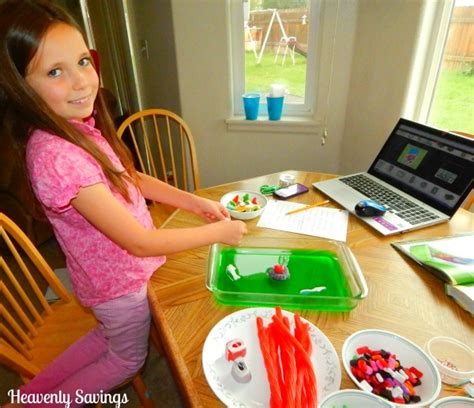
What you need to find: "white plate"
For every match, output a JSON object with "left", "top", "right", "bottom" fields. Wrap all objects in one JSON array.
[
  {"left": 202, "top": 307, "right": 341, "bottom": 407},
  {"left": 430, "top": 396, "right": 474, "bottom": 408},
  {"left": 342, "top": 329, "right": 442, "bottom": 408}
]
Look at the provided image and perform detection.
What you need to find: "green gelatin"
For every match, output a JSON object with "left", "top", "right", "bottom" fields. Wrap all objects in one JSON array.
[{"left": 212, "top": 247, "right": 354, "bottom": 311}]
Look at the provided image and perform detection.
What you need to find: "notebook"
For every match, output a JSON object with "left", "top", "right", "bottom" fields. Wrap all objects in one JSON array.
[{"left": 313, "top": 118, "right": 474, "bottom": 235}]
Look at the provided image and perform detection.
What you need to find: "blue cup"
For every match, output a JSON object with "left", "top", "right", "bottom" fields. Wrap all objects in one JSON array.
[
  {"left": 242, "top": 93, "right": 260, "bottom": 120},
  {"left": 267, "top": 96, "right": 284, "bottom": 121}
]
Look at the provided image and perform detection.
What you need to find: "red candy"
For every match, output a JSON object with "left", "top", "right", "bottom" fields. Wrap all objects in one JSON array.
[
  {"left": 225, "top": 339, "right": 247, "bottom": 361},
  {"left": 273, "top": 264, "right": 285, "bottom": 274}
]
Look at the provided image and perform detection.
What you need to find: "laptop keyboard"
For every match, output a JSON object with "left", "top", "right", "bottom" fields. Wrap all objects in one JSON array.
[{"left": 340, "top": 174, "right": 440, "bottom": 225}]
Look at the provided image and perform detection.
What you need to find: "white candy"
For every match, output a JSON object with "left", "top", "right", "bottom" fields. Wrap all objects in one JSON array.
[
  {"left": 226, "top": 264, "right": 240, "bottom": 281},
  {"left": 231, "top": 358, "right": 251, "bottom": 383},
  {"left": 359, "top": 379, "right": 373, "bottom": 392}
]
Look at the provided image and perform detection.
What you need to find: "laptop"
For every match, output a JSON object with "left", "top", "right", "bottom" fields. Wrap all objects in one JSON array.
[{"left": 313, "top": 118, "right": 474, "bottom": 235}]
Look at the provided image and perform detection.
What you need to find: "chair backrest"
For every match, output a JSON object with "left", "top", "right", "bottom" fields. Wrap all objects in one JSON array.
[
  {"left": 117, "top": 109, "right": 201, "bottom": 192},
  {"left": 0, "top": 212, "right": 70, "bottom": 373}
]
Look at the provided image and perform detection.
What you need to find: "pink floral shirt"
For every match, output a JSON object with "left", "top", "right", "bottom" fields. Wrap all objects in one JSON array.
[{"left": 26, "top": 118, "right": 165, "bottom": 307}]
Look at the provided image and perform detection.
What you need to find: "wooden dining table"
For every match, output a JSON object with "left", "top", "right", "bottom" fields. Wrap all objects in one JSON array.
[{"left": 147, "top": 170, "right": 473, "bottom": 408}]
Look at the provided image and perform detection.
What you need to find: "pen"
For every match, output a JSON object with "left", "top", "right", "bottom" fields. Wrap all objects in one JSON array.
[{"left": 286, "top": 199, "right": 330, "bottom": 215}]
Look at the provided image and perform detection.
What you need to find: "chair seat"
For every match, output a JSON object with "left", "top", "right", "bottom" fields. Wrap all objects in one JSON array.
[
  {"left": 148, "top": 202, "right": 177, "bottom": 227},
  {"left": 25, "top": 298, "right": 97, "bottom": 374}
]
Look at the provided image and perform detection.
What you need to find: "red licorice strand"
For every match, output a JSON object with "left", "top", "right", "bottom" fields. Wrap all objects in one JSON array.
[
  {"left": 268, "top": 323, "right": 286, "bottom": 404},
  {"left": 292, "top": 313, "right": 306, "bottom": 407},
  {"left": 268, "top": 332, "right": 285, "bottom": 408},
  {"left": 295, "top": 369, "right": 304, "bottom": 408},
  {"left": 256, "top": 317, "right": 283, "bottom": 408},
  {"left": 282, "top": 313, "right": 297, "bottom": 404},
  {"left": 271, "top": 316, "right": 316, "bottom": 384},
  {"left": 273, "top": 310, "right": 299, "bottom": 407},
  {"left": 292, "top": 314, "right": 317, "bottom": 408},
  {"left": 301, "top": 320, "right": 317, "bottom": 407},
  {"left": 275, "top": 305, "right": 284, "bottom": 321},
  {"left": 275, "top": 319, "right": 297, "bottom": 407}
]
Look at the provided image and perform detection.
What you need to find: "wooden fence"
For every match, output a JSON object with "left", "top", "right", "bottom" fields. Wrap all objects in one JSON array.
[
  {"left": 443, "top": 6, "right": 474, "bottom": 70},
  {"left": 246, "top": 6, "right": 474, "bottom": 70}
]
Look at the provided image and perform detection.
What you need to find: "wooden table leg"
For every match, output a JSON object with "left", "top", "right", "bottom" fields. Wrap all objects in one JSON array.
[{"left": 147, "top": 285, "right": 202, "bottom": 408}]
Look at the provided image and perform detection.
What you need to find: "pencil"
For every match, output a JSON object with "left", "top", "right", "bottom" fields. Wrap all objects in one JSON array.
[{"left": 286, "top": 199, "right": 330, "bottom": 215}]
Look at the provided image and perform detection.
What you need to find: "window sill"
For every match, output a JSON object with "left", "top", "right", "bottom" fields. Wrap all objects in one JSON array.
[{"left": 225, "top": 116, "right": 322, "bottom": 134}]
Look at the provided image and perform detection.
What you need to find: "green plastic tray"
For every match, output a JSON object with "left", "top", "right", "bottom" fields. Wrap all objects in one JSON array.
[{"left": 206, "top": 242, "right": 368, "bottom": 311}]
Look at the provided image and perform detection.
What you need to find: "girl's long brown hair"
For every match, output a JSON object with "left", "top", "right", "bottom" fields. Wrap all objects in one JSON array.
[{"left": 0, "top": 0, "right": 139, "bottom": 204}]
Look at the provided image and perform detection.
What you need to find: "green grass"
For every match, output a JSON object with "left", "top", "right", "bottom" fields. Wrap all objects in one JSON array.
[
  {"left": 245, "top": 51, "right": 473, "bottom": 133},
  {"left": 429, "top": 69, "right": 474, "bottom": 133},
  {"left": 245, "top": 50, "right": 307, "bottom": 96}
]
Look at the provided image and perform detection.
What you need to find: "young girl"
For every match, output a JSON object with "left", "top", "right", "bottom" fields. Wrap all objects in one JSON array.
[{"left": 0, "top": 1, "right": 247, "bottom": 406}]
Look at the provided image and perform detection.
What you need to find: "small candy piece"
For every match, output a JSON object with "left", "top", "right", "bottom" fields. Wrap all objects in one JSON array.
[
  {"left": 274, "top": 264, "right": 285, "bottom": 273},
  {"left": 267, "top": 264, "right": 290, "bottom": 281},
  {"left": 392, "top": 370, "right": 406, "bottom": 384},
  {"left": 231, "top": 358, "right": 252, "bottom": 383},
  {"left": 226, "top": 264, "right": 241, "bottom": 281},
  {"left": 359, "top": 379, "right": 373, "bottom": 392},
  {"left": 408, "top": 366, "right": 423, "bottom": 378},
  {"left": 225, "top": 338, "right": 246, "bottom": 362},
  {"left": 357, "top": 346, "right": 370, "bottom": 354}
]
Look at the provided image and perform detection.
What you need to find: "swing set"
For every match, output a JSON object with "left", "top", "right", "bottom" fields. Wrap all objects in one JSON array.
[{"left": 246, "top": 9, "right": 299, "bottom": 65}]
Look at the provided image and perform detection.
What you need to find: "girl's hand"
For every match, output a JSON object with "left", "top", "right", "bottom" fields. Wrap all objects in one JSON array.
[
  {"left": 214, "top": 219, "right": 248, "bottom": 246},
  {"left": 194, "top": 197, "right": 230, "bottom": 222}
]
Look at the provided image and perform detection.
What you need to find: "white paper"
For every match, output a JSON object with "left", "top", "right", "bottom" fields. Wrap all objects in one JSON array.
[{"left": 257, "top": 200, "right": 349, "bottom": 241}]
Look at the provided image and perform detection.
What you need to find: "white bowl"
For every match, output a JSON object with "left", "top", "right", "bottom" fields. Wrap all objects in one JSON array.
[
  {"left": 430, "top": 396, "right": 474, "bottom": 408},
  {"left": 220, "top": 190, "right": 267, "bottom": 220},
  {"left": 425, "top": 336, "right": 474, "bottom": 386},
  {"left": 342, "top": 329, "right": 442, "bottom": 407},
  {"left": 319, "top": 389, "right": 395, "bottom": 407}
]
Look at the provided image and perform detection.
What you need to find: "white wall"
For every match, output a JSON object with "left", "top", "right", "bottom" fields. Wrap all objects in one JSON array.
[
  {"left": 171, "top": 0, "right": 424, "bottom": 187},
  {"left": 340, "top": 0, "right": 424, "bottom": 174}
]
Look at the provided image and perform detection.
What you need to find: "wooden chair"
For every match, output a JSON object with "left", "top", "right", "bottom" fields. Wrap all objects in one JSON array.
[
  {"left": 0, "top": 212, "right": 154, "bottom": 407},
  {"left": 117, "top": 109, "right": 201, "bottom": 226}
]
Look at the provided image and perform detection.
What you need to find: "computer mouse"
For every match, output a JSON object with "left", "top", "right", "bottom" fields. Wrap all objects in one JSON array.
[{"left": 354, "top": 199, "right": 386, "bottom": 217}]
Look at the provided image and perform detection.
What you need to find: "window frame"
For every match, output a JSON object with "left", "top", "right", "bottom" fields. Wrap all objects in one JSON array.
[
  {"left": 403, "top": 0, "right": 455, "bottom": 125},
  {"left": 230, "top": 0, "right": 321, "bottom": 117}
]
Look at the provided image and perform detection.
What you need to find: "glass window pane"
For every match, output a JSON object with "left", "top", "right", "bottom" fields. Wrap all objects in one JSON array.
[
  {"left": 428, "top": 0, "right": 474, "bottom": 133},
  {"left": 244, "top": 0, "right": 310, "bottom": 104}
]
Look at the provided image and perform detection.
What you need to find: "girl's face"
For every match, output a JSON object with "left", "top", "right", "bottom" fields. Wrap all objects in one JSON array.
[{"left": 26, "top": 23, "right": 99, "bottom": 121}]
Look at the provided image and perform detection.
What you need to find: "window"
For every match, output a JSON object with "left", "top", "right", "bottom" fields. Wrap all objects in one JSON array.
[
  {"left": 230, "top": 0, "right": 320, "bottom": 116},
  {"left": 428, "top": 0, "right": 474, "bottom": 133},
  {"left": 405, "top": 0, "right": 474, "bottom": 134}
]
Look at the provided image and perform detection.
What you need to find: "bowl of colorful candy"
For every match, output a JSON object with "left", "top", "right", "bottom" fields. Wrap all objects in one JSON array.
[
  {"left": 425, "top": 336, "right": 473, "bottom": 386},
  {"left": 319, "top": 389, "right": 395, "bottom": 407},
  {"left": 221, "top": 190, "right": 267, "bottom": 220},
  {"left": 342, "top": 329, "right": 441, "bottom": 407}
]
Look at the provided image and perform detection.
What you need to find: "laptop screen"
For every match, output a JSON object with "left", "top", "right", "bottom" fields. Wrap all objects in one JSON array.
[{"left": 368, "top": 118, "right": 474, "bottom": 216}]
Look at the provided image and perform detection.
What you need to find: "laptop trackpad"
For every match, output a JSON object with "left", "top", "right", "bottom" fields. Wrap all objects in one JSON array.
[{"left": 314, "top": 180, "right": 366, "bottom": 211}]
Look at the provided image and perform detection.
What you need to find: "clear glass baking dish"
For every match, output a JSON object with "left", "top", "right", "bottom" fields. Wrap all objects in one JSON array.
[{"left": 206, "top": 241, "right": 368, "bottom": 311}]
